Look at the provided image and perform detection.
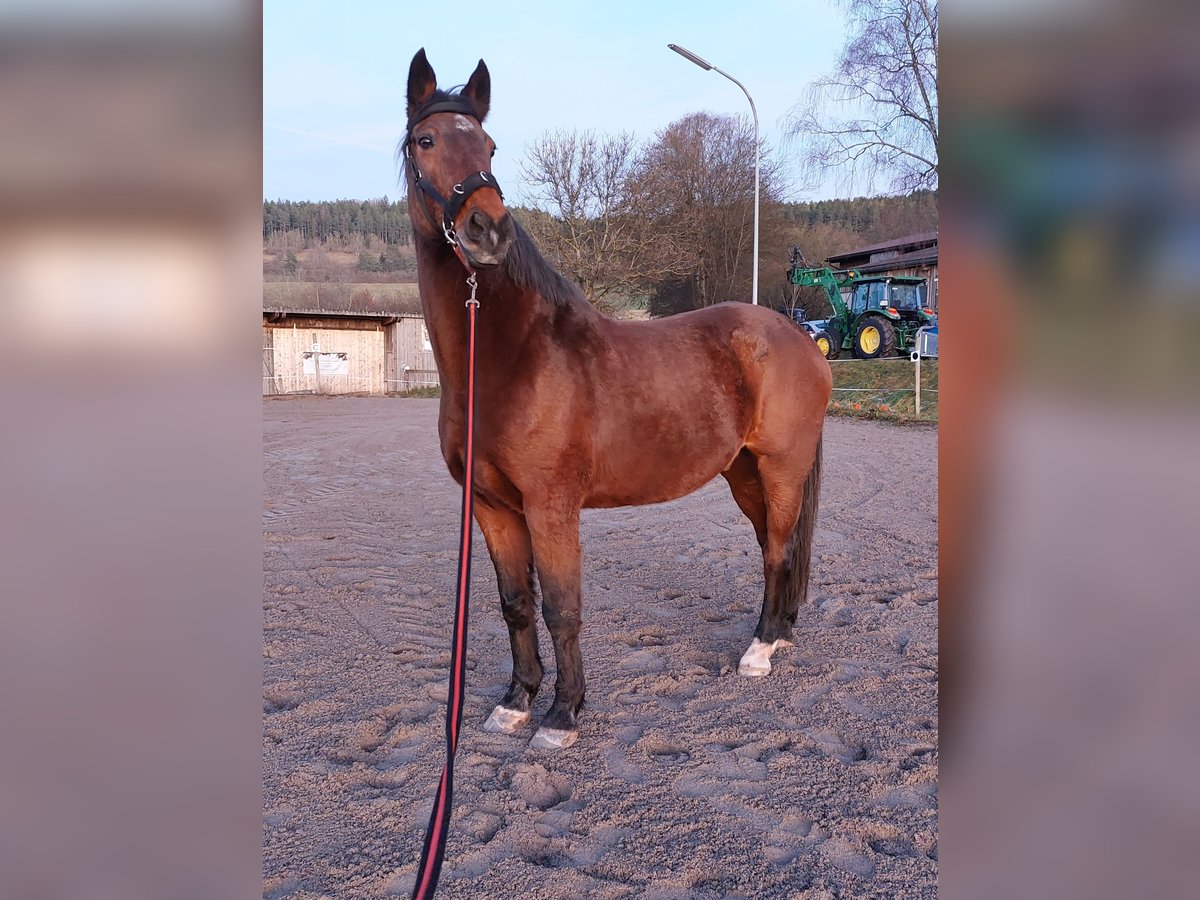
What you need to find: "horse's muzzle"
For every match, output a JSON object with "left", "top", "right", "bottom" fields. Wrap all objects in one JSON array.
[{"left": 458, "top": 210, "right": 515, "bottom": 269}]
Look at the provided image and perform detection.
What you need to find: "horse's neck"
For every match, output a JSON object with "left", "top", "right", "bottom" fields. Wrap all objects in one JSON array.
[{"left": 415, "top": 237, "right": 542, "bottom": 394}]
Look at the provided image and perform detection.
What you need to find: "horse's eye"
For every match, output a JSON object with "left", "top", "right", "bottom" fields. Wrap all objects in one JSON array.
[{"left": 417, "top": 135, "right": 433, "bottom": 150}]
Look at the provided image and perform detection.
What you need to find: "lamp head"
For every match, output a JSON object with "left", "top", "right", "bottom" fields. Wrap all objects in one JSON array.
[{"left": 668, "top": 43, "right": 713, "bottom": 71}]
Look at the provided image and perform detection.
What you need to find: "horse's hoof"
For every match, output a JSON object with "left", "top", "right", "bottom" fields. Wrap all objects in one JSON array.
[
  {"left": 737, "top": 638, "right": 791, "bottom": 677},
  {"left": 482, "top": 705, "right": 531, "bottom": 734},
  {"left": 529, "top": 726, "right": 578, "bottom": 750}
]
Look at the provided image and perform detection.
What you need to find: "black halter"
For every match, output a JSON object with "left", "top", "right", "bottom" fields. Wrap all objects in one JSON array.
[{"left": 404, "top": 96, "right": 504, "bottom": 247}]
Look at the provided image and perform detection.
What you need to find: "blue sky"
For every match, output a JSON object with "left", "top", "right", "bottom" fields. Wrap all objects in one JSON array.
[{"left": 264, "top": 0, "right": 850, "bottom": 205}]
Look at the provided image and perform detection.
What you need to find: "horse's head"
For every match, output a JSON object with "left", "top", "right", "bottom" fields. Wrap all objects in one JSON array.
[{"left": 403, "top": 48, "right": 515, "bottom": 269}]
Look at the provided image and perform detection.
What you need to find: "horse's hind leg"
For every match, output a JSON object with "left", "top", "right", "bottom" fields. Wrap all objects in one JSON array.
[
  {"left": 722, "top": 450, "right": 786, "bottom": 675},
  {"left": 524, "top": 504, "right": 585, "bottom": 750},
  {"left": 474, "top": 502, "right": 543, "bottom": 733},
  {"left": 722, "top": 449, "right": 767, "bottom": 549},
  {"left": 737, "top": 451, "right": 813, "bottom": 677}
]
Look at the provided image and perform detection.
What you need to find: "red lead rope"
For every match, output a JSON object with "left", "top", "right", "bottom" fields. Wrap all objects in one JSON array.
[{"left": 411, "top": 262, "right": 479, "bottom": 900}]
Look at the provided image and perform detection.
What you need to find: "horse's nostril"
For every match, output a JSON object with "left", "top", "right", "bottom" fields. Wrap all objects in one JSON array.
[
  {"left": 498, "top": 213, "right": 515, "bottom": 242},
  {"left": 467, "top": 211, "right": 489, "bottom": 239}
]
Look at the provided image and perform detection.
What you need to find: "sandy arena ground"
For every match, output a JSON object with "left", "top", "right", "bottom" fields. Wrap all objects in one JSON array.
[{"left": 263, "top": 397, "right": 938, "bottom": 899}]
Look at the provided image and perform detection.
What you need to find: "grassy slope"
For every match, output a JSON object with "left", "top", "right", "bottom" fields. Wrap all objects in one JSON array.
[
  {"left": 828, "top": 358, "right": 938, "bottom": 423},
  {"left": 263, "top": 282, "right": 422, "bottom": 312}
]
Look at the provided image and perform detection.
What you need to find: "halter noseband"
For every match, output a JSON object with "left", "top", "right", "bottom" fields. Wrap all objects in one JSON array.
[{"left": 404, "top": 96, "right": 504, "bottom": 250}]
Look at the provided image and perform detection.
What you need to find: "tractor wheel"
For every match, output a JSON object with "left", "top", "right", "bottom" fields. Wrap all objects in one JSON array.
[
  {"left": 853, "top": 315, "right": 896, "bottom": 359},
  {"left": 824, "top": 325, "right": 842, "bottom": 360},
  {"left": 814, "top": 331, "right": 834, "bottom": 359}
]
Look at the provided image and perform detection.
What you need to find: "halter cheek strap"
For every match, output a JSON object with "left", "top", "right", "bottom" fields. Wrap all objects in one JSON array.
[{"left": 410, "top": 168, "right": 503, "bottom": 250}]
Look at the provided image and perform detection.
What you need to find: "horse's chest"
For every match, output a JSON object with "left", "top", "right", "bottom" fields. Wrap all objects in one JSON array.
[{"left": 438, "top": 423, "right": 523, "bottom": 510}]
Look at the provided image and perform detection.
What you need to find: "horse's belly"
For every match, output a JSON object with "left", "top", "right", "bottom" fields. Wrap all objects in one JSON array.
[
  {"left": 584, "top": 475, "right": 718, "bottom": 508},
  {"left": 584, "top": 432, "right": 738, "bottom": 508}
]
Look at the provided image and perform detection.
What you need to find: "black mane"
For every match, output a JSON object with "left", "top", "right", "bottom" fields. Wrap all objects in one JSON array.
[{"left": 503, "top": 217, "right": 586, "bottom": 309}]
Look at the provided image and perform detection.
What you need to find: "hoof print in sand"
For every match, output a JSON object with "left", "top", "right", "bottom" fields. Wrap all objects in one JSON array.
[
  {"left": 644, "top": 741, "right": 691, "bottom": 765},
  {"left": 510, "top": 764, "right": 573, "bottom": 810},
  {"left": 818, "top": 836, "right": 877, "bottom": 878},
  {"left": 602, "top": 746, "right": 645, "bottom": 784},
  {"left": 803, "top": 728, "right": 869, "bottom": 764}
]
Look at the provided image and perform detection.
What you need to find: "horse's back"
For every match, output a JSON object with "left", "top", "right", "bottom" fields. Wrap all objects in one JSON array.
[
  {"left": 611, "top": 301, "right": 818, "bottom": 356},
  {"left": 602, "top": 302, "right": 829, "bottom": 410}
]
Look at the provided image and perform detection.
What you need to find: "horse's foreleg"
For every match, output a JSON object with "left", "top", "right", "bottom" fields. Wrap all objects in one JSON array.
[
  {"left": 474, "top": 501, "right": 542, "bottom": 733},
  {"left": 525, "top": 504, "right": 585, "bottom": 750}
]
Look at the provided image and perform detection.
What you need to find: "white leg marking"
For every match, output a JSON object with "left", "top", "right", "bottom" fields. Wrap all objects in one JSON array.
[
  {"left": 738, "top": 637, "right": 792, "bottom": 677},
  {"left": 482, "top": 705, "right": 531, "bottom": 734},
  {"left": 529, "top": 727, "right": 578, "bottom": 750}
]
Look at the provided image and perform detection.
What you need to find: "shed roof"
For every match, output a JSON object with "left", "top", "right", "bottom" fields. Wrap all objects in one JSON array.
[
  {"left": 262, "top": 282, "right": 423, "bottom": 318},
  {"left": 850, "top": 247, "right": 939, "bottom": 274},
  {"left": 263, "top": 307, "right": 424, "bottom": 321},
  {"left": 827, "top": 230, "right": 938, "bottom": 263}
]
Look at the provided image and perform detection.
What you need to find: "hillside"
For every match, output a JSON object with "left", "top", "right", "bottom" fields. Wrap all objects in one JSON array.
[{"left": 262, "top": 192, "right": 937, "bottom": 307}]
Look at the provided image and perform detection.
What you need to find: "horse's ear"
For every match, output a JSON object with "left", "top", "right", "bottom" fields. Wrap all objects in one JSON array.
[
  {"left": 462, "top": 59, "right": 491, "bottom": 122},
  {"left": 407, "top": 48, "right": 437, "bottom": 119}
]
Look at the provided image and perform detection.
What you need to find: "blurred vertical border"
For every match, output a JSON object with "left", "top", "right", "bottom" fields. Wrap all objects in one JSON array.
[
  {"left": 942, "top": 1, "right": 1200, "bottom": 897},
  {"left": 0, "top": 3, "right": 263, "bottom": 898}
]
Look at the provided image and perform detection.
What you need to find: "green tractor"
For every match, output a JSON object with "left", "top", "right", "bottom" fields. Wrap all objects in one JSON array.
[{"left": 786, "top": 247, "right": 936, "bottom": 359}]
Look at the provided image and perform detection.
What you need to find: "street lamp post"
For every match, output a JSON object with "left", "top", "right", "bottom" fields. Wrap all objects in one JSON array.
[{"left": 668, "top": 43, "right": 760, "bottom": 306}]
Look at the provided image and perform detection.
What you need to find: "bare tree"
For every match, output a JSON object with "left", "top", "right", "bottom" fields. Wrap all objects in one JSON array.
[
  {"left": 519, "top": 130, "right": 689, "bottom": 309},
  {"left": 786, "top": 0, "right": 938, "bottom": 193},
  {"left": 518, "top": 115, "right": 784, "bottom": 314},
  {"left": 632, "top": 112, "right": 784, "bottom": 310}
]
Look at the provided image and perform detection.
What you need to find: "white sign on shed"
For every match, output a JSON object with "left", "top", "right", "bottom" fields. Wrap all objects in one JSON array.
[{"left": 303, "top": 351, "right": 349, "bottom": 375}]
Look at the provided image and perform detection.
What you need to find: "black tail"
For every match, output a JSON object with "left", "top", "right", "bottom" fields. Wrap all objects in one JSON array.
[{"left": 785, "top": 431, "right": 822, "bottom": 616}]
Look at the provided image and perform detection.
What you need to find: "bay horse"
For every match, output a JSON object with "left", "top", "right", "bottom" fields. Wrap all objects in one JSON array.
[{"left": 401, "top": 49, "right": 831, "bottom": 750}]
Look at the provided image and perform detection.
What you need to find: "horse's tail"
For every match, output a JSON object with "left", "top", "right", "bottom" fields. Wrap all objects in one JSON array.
[{"left": 786, "top": 430, "right": 823, "bottom": 615}]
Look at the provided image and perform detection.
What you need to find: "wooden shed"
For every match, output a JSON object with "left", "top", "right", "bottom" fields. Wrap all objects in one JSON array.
[
  {"left": 263, "top": 304, "right": 438, "bottom": 396},
  {"left": 385, "top": 315, "right": 440, "bottom": 392}
]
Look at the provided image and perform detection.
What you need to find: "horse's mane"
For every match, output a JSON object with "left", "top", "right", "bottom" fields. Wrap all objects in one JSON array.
[{"left": 503, "top": 217, "right": 586, "bottom": 309}]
